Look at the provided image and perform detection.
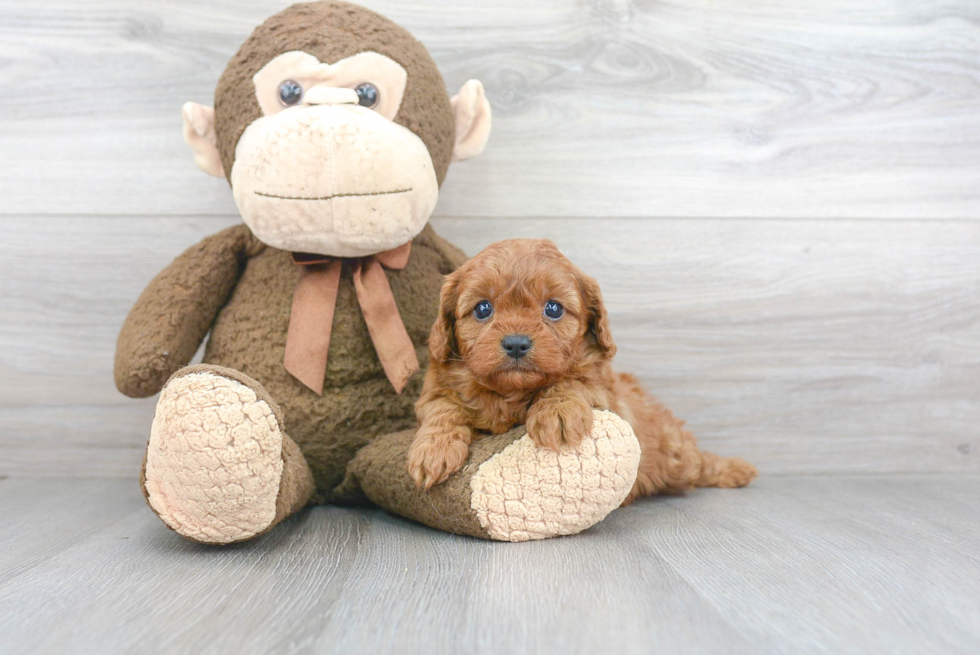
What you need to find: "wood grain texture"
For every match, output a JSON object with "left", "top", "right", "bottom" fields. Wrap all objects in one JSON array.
[
  {"left": 1, "top": 216, "right": 977, "bottom": 477},
  {"left": 0, "top": 476, "right": 977, "bottom": 654},
  {"left": 0, "top": 477, "right": 145, "bottom": 585},
  {"left": 0, "top": 0, "right": 979, "bottom": 218}
]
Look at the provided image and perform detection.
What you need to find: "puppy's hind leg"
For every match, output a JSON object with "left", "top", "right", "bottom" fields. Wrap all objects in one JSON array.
[
  {"left": 696, "top": 451, "right": 757, "bottom": 489},
  {"left": 616, "top": 374, "right": 757, "bottom": 504}
]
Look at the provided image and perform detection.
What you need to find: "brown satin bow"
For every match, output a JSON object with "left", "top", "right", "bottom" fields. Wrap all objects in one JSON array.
[{"left": 283, "top": 241, "right": 419, "bottom": 395}]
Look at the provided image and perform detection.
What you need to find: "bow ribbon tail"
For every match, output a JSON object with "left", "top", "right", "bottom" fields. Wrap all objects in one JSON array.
[
  {"left": 352, "top": 257, "right": 420, "bottom": 394},
  {"left": 284, "top": 260, "right": 342, "bottom": 395}
]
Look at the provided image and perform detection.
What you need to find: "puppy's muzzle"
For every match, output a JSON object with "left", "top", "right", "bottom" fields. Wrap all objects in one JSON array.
[{"left": 501, "top": 334, "right": 532, "bottom": 360}]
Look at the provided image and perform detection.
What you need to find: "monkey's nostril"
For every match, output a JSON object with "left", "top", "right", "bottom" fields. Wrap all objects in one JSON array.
[{"left": 501, "top": 334, "right": 532, "bottom": 360}]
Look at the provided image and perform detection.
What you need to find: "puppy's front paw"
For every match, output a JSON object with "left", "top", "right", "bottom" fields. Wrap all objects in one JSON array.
[
  {"left": 407, "top": 426, "right": 472, "bottom": 490},
  {"left": 526, "top": 396, "right": 594, "bottom": 451}
]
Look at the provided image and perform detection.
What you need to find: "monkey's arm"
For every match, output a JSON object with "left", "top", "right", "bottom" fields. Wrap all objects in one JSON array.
[{"left": 114, "top": 224, "right": 260, "bottom": 398}]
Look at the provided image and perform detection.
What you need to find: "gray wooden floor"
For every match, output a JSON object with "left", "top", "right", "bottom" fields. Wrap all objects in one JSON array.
[
  {"left": 2, "top": 0, "right": 979, "bottom": 652},
  {"left": 0, "top": 476, "right": 977, "bottom": 654}
]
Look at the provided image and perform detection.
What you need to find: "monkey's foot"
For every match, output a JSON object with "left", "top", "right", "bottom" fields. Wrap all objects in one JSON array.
[
  {"left": 347, "top": 409, "right": 641, "bottom": 542},
  {"left": 141, "top": 365, "right": 314, "bottom": 545},
  {"left": 468, "top": 410, "right": 641, "bottom": 541}
]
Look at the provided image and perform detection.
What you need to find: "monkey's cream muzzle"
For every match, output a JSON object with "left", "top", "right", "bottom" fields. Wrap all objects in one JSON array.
[{"left": 231, "top": 102, "right": 439, "bottom": 258}]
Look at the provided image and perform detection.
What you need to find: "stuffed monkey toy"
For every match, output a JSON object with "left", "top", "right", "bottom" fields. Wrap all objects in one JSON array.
[{"left": 115, "top": 1, "right": 642, "bottom": 545}]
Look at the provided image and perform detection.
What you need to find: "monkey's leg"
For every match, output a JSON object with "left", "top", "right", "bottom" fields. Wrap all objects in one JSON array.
[
  {"left": 140, "top": 365, "right": 315, "bottom": 545},
  {"left": 342, "top": 410, "right": 640, "bottom": 542}
]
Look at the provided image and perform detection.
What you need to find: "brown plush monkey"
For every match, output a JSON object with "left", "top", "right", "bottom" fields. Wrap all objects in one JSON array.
[{"left": 116, "top": 1, "right": 642, "bottom": 544}]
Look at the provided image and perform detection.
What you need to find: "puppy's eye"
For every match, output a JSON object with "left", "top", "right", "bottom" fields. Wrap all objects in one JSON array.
[
  {"left": 544, "top": 300, "right": 564, "bottom": 320},
  {"left": 473, "top": 300, "right": 493, "bottom": 321},
  {"left": 355, "top": 82, "right": 380, "bottom": 108},
  {"left": 278, "top": 80, "right": 303, "bottom": 107}
]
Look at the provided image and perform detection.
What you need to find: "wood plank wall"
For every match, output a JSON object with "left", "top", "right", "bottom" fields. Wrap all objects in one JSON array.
[{"left": 1, "top": 0, "right": 978, "bottom": 477}]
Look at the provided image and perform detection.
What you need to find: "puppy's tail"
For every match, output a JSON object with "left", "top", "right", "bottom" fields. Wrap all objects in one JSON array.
[{"left": 696, "top": 451, "right": 758, "bottom": 489}]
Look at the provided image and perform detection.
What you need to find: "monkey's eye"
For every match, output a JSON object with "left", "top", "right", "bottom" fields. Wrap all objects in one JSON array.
[
  {"left": 544, "top": 300, "right": 564, "bottom": 320},
  {"left": 355, "top": 82, "right": 380, "bottom": 109},
  {"left": 473, "top": 300, "right": 494, "bottom": 321},
  {"left": 278, "top": 80, "right": 303, "bottom": 107}
]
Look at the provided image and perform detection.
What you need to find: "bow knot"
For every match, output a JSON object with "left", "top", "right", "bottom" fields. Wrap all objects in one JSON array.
[{"left": 283, "top": 241, "right": 419, "bottom": 395}]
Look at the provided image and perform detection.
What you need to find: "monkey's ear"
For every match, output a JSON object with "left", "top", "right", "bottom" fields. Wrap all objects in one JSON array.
[
  {"left": 450, "top": 80, "right": 492, "bottom": 162},
  {"left": 181, "top": 102, "right": 225, "bottom": 178}
]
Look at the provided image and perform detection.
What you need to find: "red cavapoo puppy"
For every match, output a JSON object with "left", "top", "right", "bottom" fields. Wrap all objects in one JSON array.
[{"left": 408, "top": 239, "right": 757, "bottom": 503}]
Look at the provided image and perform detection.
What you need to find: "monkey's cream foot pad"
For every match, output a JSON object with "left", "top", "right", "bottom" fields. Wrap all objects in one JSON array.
[
  {"left": 470, "top": 410, "right": 641, "bottom": 542},
  {"left": 141, "top": 367, "right": 285, "bottom": 545}
]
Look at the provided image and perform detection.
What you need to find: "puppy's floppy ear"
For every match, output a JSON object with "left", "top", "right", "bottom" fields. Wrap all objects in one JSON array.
[
  {"left": 578, "top": 271, "right": 617, "bottom": 359},
  {"left": 428, "top": 270, "right": 462, "bottom": 363}
]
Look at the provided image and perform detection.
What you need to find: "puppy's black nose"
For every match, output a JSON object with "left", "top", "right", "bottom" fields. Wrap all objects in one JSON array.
[{"left": 501, "top": 334, "right": 532, "bottom": 360}]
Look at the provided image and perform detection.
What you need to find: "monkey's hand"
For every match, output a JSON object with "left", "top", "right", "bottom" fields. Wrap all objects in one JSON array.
[{"left": 115, "top": 225, "right": 256, "bottom": 398}]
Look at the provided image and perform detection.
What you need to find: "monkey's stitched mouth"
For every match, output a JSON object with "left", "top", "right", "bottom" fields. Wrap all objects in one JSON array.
[{"left": 254, "top": 188, "right": 413, "bottom": 201}]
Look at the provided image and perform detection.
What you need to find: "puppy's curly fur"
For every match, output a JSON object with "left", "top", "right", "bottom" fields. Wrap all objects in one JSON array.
[{"left": 408, "top": 239, "right": 757, "bottom": 502}]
